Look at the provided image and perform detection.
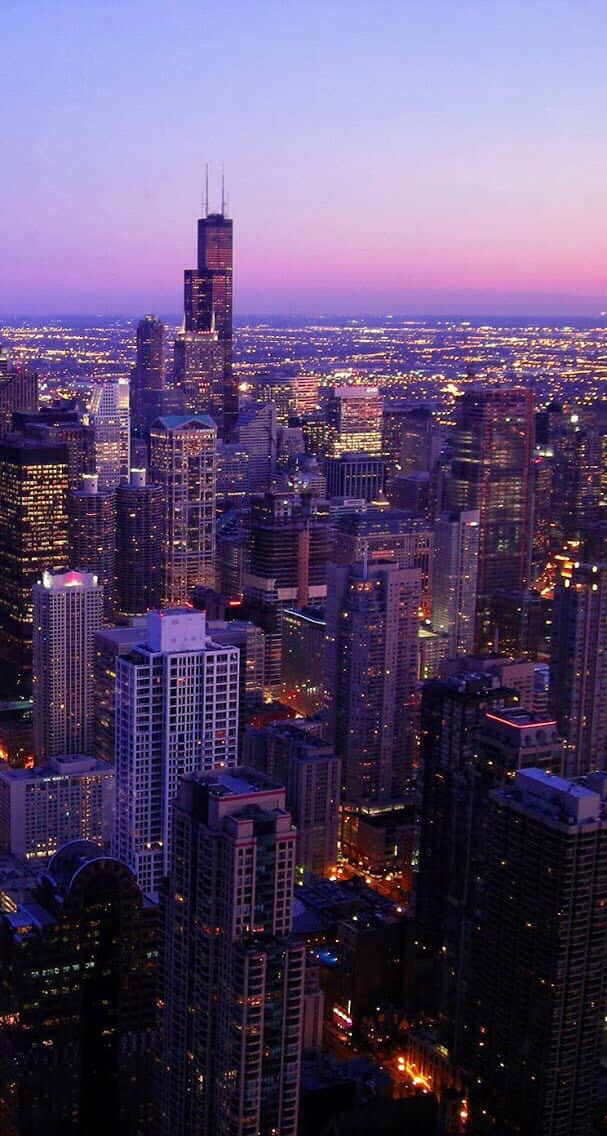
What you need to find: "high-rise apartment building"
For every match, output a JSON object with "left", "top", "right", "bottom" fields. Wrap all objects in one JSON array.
[
  {"left": 162, "top": 768, "right": 305, "bottom": 1136},
  {"left": 447, "top": 387, "right": 534, "bottom": 646},
  {"left": 114, "top": 609, "right": 239, "bottom": 894},
  {"left": 67, "top": 473, "right": 116, "bottom": 620},
  {"left": 88, "top": 379, "right": 130, "bottom": 489},
  {"left": 115, "top": 469, "right": 164, "bottom": 617},
  {"left": 149, "top": 414, "right": 217, "bottom": 604},
  {"left": 131, "top": 314, "right": 166, "bottom": 435},
  {"left": 0, "top": 754, "right": 114, "bottom": 865},
  {"left": 0, "top": 438, "right": 69, "bottom": 696},
  {"left": 0, "top": 841, "right": 158, "bottom": 1135},
  {"left": 184, "top": 203, "right": 235, "bottom": 435},
  {"left": 326, "top": 385, "right": 382, "bottom": 456},
  {"left": 550, "top": 561, "right": 607, "bottom": 776},
  {"left": 93, "top": 619, "right": 149, "bottom": 766},
  {"left": 466, "top": 768, "right": 607, "bottom": 1135},
  {"left": 330, "top": 505, "right": 434, "bottom": 614},
  {"left": 33, "top": 570, "right": 103, "bottom": 762},
  {"left": 431, "top": 509, "right": 480, "bottom": 657},
  {"left": 326, "top": 559, "right": 421, "bottom": 803}
]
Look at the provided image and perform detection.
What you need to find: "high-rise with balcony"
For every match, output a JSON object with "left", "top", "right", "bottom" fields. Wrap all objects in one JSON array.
[
  {"left": 113, "top": 608, "right": 239, "bottom": 894},
  {"left": 162, "top": 768, "right": 304, "bottom": 1136},
  {"left": 184, "top": 201, "right": 235, "bottom": 436},
  {"left": 149, "top": 414, "right": 217, "bottom": 605},
  {"left": 466, "top": 768, "right": 607, "bottom": 1135},
  {"left": 32, "top": 570, "right": 103, "bottom": 762}
]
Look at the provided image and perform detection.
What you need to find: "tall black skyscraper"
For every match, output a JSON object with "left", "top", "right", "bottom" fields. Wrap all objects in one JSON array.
[
  {"left": 131, "top": 315, "right": 166, "bottom": 435},
  {"left": 184, "top": 193, "right": 235, "bottom": 436}
]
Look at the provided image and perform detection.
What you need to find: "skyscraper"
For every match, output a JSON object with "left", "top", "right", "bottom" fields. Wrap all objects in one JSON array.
[
  {"left": 88, "top": 379, "right": 130, "bottom": 489},
  {"left": 447, "top": 387, "right": 534, "bottom": 647},
  {"left": 115, "top": 469, "right": 164, "bottom": 618},
  {"left": 431, "top": 509, "right": 480, "bottom": 657},
  {"left": 326, "top": 385, "right": 382, "bottom": 456},
  {"left": 33, "top": 569, "right": 103, "bottom": 762},
  {"left": 0, "top": 841, "right": 158, "bottom": 1135},
  {"left": 550, "top": 562, "right": 607, "bottom": 776},
  {"left": 173, "top": 326, "right": 224, "bottom": 422},
  {"left": 466, "top": 768, "right": 607, "bottom": 1135},
  {"left": 131, "top": 314, "right": 166, "bottom": 435},
  {"left": 184, "top": 200, "right": 235, "bottom": 436},
  {"left": 67, "top": 473, "right": 116, "bottom": 620},
  {"left": 113, "top": 609, "right": 239, "bottom": 894},
  {"left": 149, "top": 414, "right": 217, "bottom": 605},
  {"left": 162, "top": 768, "right": 305, "bottom": 1136},
  {"left": 0, "top": 352, "right": 38, "bottom": 435},
  {"left": 0, "top": 437, "right": 69, "bottom": 696},
  {"left": 326, "top": 559, "right": 421, "bottom": 803}
]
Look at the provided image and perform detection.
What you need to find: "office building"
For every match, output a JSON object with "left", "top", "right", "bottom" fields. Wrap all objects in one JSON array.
[
  {"left": 281, "top": 605, "right": 327, "bottom": 715},
  {"left": 149, "top": 414, "right": 217, "bottom": 604},
  {"left": 131, "top": 314, "right": 166, "bottom": 434},
  {"left": 324, "top": 452, "right": 385, "bottom": 501},
  {"left": 331, "top": 505, "right": 434, "bottom": 614},
  {"left": 88, "top": 379, "right": 130, "bottom": 489},
  {"left": 33, "top": 570, "right": 103, "bottom": 763},
  {"left": 233, "top": 401, "right": 278, "bottom": 493},
  {"left": 67, "top": 473, "right": 116, "bottom": 620},
  {"left": 0, "top": 437, "right": 69, "bottom": 696},
  {"left": 243, "top": 720, "right": 340, "bottom": 873},
  {"left": 15, "top": 406, "right": 92, "bottom": 489},
  {"left": 431, "top": 509, "right": 479, "bottom": 657},
  {"left": 216, "top": 439, "right": 250, "bottom": 510},
  {"left": 114, "top": 609, "right": 239, "bottom": 893},
  {"left": 173, "top": 326, "right": 224, "bottom": 422},
  {"left": 244, "top": 490, "right": 329, "bottom": 691},
  {"left": 466, "top": 768, "right": 607, "bottom": 1135},
  {"left": 326, "top": 385, "right": 382, "bottom": 456},
  {"left": 184, "top": 201, "right": 235, "bottom": 435},
  {"left": 162, "top": 769, "right": 304, "bottom": 1136},
  {"left": 550, "top": 562, "right": 607, "bottom": 776},
  {"left": 447, "top": 387, "right": 534, "bottom": 646},
  {"left": 115, "top": 469, "right": 164, "bottom": 618},
  {"left": 381, "top": 404, "right": 441, "bottom": 483},
  {"left": 326, "top": 559, "right": 421, "bottom": 803},
  {"left": 0, "top": 355, "right": 38, "bottom": 435},
  {"left": 0, "top": 841, "right": 158, "bottom": 1135},
  {"left": 0, "top": 754, "right": 114, "bottom": 864}
]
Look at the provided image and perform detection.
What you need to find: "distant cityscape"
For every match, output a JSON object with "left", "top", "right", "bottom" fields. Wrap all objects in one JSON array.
[{"left": 1, "top": 195, "right": 607, "bottom": 1136}]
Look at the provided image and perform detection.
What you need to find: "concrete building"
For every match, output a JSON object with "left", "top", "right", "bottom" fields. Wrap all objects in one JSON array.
[
  {"left": 113, "top": 609, "right": 239, "bottom": 894},
  {"left": 33, "top": 569, "right": 103, "bottom": 763}
]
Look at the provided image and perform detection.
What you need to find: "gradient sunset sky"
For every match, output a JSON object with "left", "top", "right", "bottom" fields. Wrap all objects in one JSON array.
[{"left": 3, "top": 0, "right": 607, "bottom": 316}]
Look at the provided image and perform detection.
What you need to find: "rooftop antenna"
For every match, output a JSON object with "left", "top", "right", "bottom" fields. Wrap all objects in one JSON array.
[
  {"left": 204, "top": 162, "right": 209, "bottom": 217},
  {"left": 221, "top": 165, "right": 226, "bottom": 216}
]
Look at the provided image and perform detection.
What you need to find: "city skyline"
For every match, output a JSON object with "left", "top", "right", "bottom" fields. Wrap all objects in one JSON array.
[{"left": 3, "top": 0, "right": 607, "bottom": 317}]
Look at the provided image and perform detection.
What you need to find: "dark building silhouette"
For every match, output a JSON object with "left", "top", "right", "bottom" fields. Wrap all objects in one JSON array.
[
  {"left": 67, "top": 473, "right": 116, "bottom": 620},
  {"left": 115, "top": 469, "right": 164, "bottom": 618},
  {"left": 0, "top": 354, "right": 38, "bottom": 436},
  {"left": 466, "top": 769, "right": 607, "bottom": 1135},
  {"left": 0, "top": 840, "right": 158, "bottom": 1135},
  {"left": 0, "top": 438, "right": 69, "bottom": 696},
  {"left": 131, "top": 314, "right": 166, "bottom": 435},
  {"left": 13, "top": 407, "right": 92, "bottom": 490},
  {"left": 447, "top": 388, "right": 535, "bottom": 648}
]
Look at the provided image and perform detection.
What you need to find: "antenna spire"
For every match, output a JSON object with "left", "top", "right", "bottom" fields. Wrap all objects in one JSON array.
[
  {"left": 221, "top": 165, "right": 226, "bottom": 216},
  {"left": 204, "top": 162, "right": 209, "bottom": 217}
]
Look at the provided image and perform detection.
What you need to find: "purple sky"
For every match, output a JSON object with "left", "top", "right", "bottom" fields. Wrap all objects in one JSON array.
[{"left": 2, "top": 0, "right": 607, "bottom": 316}]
